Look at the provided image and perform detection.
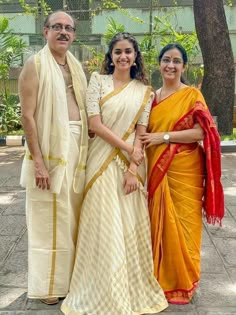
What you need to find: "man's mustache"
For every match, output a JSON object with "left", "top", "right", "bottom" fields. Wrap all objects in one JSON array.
[{"left": 57, "top": 34, "right": 69, "bottom": 41}]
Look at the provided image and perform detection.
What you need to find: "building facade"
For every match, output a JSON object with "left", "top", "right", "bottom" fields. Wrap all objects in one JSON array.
[{"left": 1, "top": 0, "right": 236, "bottom": 92}]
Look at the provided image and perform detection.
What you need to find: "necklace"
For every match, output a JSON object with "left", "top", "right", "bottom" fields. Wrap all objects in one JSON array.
[
  {"left": 57, "top": 61, "right": 67, "bottom": 67},
  {"left": 159, "top": 82, "right": 182, "bottom": 101}
]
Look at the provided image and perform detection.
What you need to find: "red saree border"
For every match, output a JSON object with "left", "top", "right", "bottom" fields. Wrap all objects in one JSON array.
[
  {"left": 164, "top": 280, "right": 199, "bottom": 305},
  {"left": 147, "top": 143, "right": 180, "bottom": 201},
  {"left": 148, "top": 106, "right": 196, "bottom": 201},
  {"left": 148, "top": 100, "right": 224, "bottom": 225}
]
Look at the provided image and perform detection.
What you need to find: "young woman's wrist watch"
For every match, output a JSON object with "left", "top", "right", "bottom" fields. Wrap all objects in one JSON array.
[{"left": 163, "top": 133, "right": 170, "bottom": 144}]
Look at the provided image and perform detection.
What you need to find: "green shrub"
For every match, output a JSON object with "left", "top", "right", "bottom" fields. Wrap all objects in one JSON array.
[
  {"left": 221, "top": 129, "right": 236, "bottom": 141},
  {"left": 0, "top": 93, "right": 21, "bottom": 133}
]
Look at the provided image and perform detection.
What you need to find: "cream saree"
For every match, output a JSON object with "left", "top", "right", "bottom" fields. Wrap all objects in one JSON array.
[
  {"left": 61, "top": 73, "right": 168, "bottom": 315},
  {"left": 146, "top": 86, "right": 224, "bottom": 304}
]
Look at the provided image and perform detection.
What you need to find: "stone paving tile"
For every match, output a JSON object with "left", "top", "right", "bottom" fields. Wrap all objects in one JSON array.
[
  {"left": 0, "top": 288, "right": 27, "bottom": 310},
  {"left": 162, "top": 302, "right": 196, "bottom": 313},
  {"left": 14, "top": 231, "right": 27, "bottom": 252},
  {"left": 0, "top": 251, "right": 27, "bottom": 288},
  {"left": 2, "top": 199, "right": 25, "bottom": 216},
  {"left": 222, "top": 208, "right": 231, "bottom": 218},
  {"left": 221, "top": 176, "right": 234, "bottom": 188},
  {"left": 0, "top": 177, "right": 8, "bottom": 187},
  {"left": 0, "top": 216, "right": 26, "bottom": 237},
  {"left": 194, "top": 273, "right": 236, "bottom": 308},
  {"left": 161, "top": 312, "right": 197, "bottom": 315},
  {"left": 221, "top": 152, "right": 236, "bottom": 168},
  {"left": 206, "top": 217, "right": 236, "bottom": 239},
  {"left": 25, "top": 299, "right": 63, "bottom": 312},
  {"left": 215, "top": 238, "right": 236, "bottom": 267},
  {"left": 197, "top": 308, "right": 236, "bottom": 315},
  {"left": 202, "top": 226, "right": 213, "bottom": 246},
  {"left": 200, "top": 245, "right": 228, "bottom": 274},
  {"left": 0, "top": 236, "right": 18, "bottom": 266},
  {"left": 227, "top": 267, "right": 236, "bottom": 283},
  {"left": 0, "top": 312, "right": 64, "bottom": 315},
  {"left": 227, "top": 205, "right": 236, "bottom": 221},
  {"left": 0, "top": 193, "right": 17, "bottom": 212},
  {"left": 224, "top": 192, "right": 236, "bottom": 207},
  {"left": 2, "top": 176, "right": 23, "bottom": 189}
]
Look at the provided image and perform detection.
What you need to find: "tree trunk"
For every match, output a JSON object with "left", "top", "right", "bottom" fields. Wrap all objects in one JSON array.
[{"left": 193, "top": 0, "right": 235, "bottom": 135}]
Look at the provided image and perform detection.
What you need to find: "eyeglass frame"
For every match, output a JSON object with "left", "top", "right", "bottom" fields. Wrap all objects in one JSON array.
[
  {"left": 160, "top": 57, "right": 183, "bottom": 65},
  {"left": 46, "top": 23, "right": 76, "bottom": 33}
]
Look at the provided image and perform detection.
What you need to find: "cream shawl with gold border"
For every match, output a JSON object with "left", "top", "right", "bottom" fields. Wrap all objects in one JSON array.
[{"left": 20, "top": 44, "right": 88, "bottom": 194}]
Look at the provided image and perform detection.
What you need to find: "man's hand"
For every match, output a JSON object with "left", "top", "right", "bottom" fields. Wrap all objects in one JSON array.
[{"left": 34, "top": 160, "right": 51, "bottom": 190}]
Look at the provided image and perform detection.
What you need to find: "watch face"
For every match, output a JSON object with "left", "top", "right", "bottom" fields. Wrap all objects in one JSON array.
[{"left": 164, "top": 134, "right": 170, "bottom": 141}]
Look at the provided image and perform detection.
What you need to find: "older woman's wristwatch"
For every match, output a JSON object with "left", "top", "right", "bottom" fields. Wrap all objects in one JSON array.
[{"left": 163, "top": 133, "right": 170, "bottom": 144}]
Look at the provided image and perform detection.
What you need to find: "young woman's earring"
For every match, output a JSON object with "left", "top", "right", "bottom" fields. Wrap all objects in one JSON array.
[
  {"left": 110, "top": 62, "right": 114, "bottom": 66},
  {"left": 133, "top": 62, "right": 137, "bottom": 67}
]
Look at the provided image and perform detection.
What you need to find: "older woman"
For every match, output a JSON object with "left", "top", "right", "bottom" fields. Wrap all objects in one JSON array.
[{"left": 141, "top": 43, "right": 224, "bottom": 304}]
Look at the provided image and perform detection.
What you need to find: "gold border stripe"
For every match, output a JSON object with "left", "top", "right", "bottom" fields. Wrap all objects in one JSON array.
[
  {"left": 123, "top": 86, "right": 152, "bottom": 139},
  {"left": 25, "top": 153, "right": 67, "bottom": 166},
  {"left": 84, "top": 86, "right": 152, "bottom": 197},
  {"left": 84, "top": 148, "right": 119, "bottom": 196},
  {"left": 49, "top": 193, "right": 57, "bottom": 295},
  {"left": 99, "top": 82, "right": 130, "bottom": 107}
]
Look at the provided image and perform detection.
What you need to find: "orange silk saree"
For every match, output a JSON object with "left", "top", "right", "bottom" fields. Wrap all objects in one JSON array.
[{"left": 146, "top": 86, "right": 224, "bottom": 304}]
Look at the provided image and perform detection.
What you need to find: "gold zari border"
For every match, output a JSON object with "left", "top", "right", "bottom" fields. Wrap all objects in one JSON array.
[{"left": 84, "top": 86, "right": 152, "bottom": 197}]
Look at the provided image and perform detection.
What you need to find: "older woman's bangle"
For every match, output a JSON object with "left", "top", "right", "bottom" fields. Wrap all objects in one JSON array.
[{"left": 127, "top": 168, "right": 137, "bottom": 176}]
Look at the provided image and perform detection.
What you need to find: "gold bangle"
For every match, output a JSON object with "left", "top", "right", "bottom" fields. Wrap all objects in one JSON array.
[{"left": 127, "top": 168, "right": 137, "bottom": 176}]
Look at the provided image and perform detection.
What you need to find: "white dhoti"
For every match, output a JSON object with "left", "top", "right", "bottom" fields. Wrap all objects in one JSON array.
[{"left": 26, "top": 122, "right": 82, "bottom": 298}]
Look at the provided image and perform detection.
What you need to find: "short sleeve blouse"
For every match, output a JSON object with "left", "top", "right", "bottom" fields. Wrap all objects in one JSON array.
[{"left": 86, "top": 71, "right": 153, "bottom": 126}]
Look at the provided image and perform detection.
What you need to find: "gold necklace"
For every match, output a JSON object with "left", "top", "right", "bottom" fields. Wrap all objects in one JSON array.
[{"left": 159, "top": 82, "right": 182, "bottom": 100}]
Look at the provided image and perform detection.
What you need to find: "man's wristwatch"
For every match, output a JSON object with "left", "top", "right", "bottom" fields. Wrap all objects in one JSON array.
[{"left": 163, "top": 133, "right": 170, "bottom": 144}]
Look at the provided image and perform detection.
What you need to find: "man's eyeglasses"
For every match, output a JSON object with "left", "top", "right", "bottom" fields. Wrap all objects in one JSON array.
[
  {"left": 161, "top": 58, "right": 183, "bottom": 65},
  {"left": 47, "top": 23, "right": 76, "bottom": 33}
]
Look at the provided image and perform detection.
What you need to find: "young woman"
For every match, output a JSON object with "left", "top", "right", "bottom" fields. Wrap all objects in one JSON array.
[
  {"left": 61, "top": 32, "right": 168, "bottom": 315},
  {"left": 140, "top": 43, "right": 224, "bottom": 304}
]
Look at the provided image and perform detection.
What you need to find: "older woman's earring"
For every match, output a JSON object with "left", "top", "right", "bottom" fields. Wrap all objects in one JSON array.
[{"left": 132, "top": 62, "right": 137, "bottom": 67}]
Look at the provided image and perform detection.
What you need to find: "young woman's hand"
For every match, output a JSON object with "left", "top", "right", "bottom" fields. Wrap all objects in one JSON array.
[{"left": 123, "top": 171, "right": 138, "bottom": 195}]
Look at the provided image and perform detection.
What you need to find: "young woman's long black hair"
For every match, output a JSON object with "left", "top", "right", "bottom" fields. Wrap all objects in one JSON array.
[{"left": 100, "top": 32, "right": 148, "bottom": 85}]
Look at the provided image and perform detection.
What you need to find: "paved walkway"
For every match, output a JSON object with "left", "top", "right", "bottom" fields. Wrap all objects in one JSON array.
[{"left": 0, "top": 146, "right": 236, "bottom": 315}]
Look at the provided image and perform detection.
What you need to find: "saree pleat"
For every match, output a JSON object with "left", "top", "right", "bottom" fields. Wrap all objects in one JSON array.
[{"left": 147, "top": 86, "right": 223, "bottom": 304}]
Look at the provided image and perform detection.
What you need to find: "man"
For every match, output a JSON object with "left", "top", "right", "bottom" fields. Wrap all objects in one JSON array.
[{"left": 18, "top": 10, "right": 88, "bottom": 305}]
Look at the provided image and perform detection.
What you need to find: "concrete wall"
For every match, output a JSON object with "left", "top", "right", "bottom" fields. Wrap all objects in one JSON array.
[
  {"left": 2, "top": 13, "right": 36, "bottom": 37},
  {"left": 92, "top": 5, "right": 236, "bottom": 56}
]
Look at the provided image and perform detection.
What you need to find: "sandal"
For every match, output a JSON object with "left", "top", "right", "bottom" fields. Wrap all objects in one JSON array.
[{"left": 40, "top": 297, "right": 59, "bottom": 305}]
